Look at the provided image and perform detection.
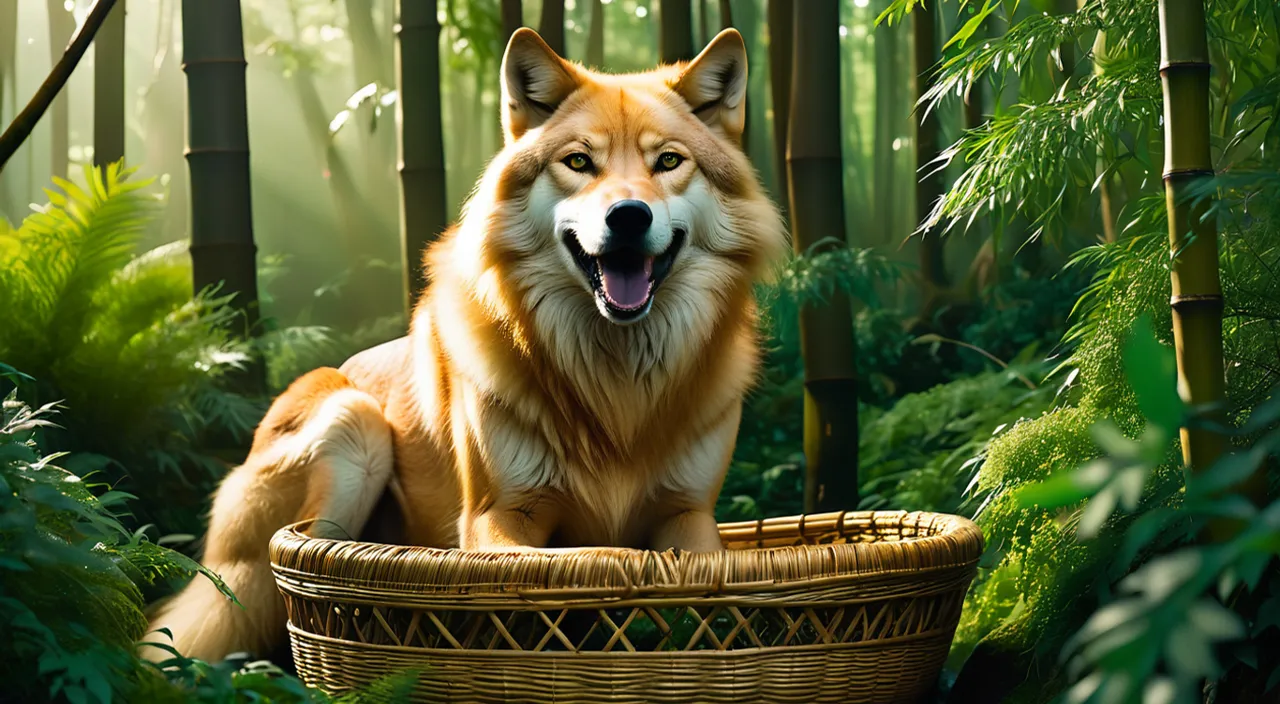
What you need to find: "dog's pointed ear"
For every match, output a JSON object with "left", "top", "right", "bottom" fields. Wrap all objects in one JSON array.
[
  {"left": 671, "top": 29, "right": 749, "bottom": 141},
  {"left": 501, "top": 28, "right": 581, "bottom": 144}
]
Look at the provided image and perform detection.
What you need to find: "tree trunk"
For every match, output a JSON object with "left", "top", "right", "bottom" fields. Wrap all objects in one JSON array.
[
  {"left": 659, "top": 0, "right": 695, "bottom": 63},
  {"left": 141, "top": 0, "right": 186, "bottom": 246},
  {"left": 346, "top": 0, "right": 398, "bottom": 261},
  {"left": 1091, "top": 28, "right": 1118, "bottom": 243},
  {"left": 94, "top": 0, "right": 126, "bottom": 168},
  {"left": 698, "top": 0, "right": 709, "bottom": 46},
  {"left": 539, "top": 0, "right": 566, "bottom": 56},
  {"left": 281, "top": 0, "right": 384, "bottom": 286},
  {"left": 0, "top": 0, "right": 17, "bottom": 214},
  {"left": 1051, "top": 0, "right": 1076, "bottom": 87},
  {"left": 788, "top": 0, "right": 858, "bottom": 512},
  {"left": 0, "top": 0, "right": 15, "bottom": 112},
  {"left": 873, "top": 3, "right": 899, "bottom": 248},
  {"left": 181, "top": 0, "right": 263, "bottom": 392},
  {"left": 502, "top": 0, "right": 523, "bottom": 46},
  {"left": 46, "top": 0, "right": 76, "bottom": 180},
  {"left": 960, "top": 6, "right": 983, "bottom": 133},
  {"left": 914, "top": 2, "right": 946, "bottom": 302},
  {"left": 347, "top": 0, "right": 390, "bottom": 88},
  {"left": 767, "top": 0, "right": 792, "bottom": 225},
  {"left": 396, "top": 0, "right": 448, "bottom": 313},
  {"left": 729, "top": 0, "right": 757, "bottom": 159},
  {"left": 586, "top": 0, "right": 604, "bottom": 68}
]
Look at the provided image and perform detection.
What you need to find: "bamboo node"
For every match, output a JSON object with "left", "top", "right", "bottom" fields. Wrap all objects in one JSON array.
[
  {"left": 1170, "top": 293, "right": 1224, "bottom": 311},
  {"left": 180, "top": 59, "right": 249, "bottom": 70},
  {"left": 1158, "top": 59, "right": 1211, "bottom": 73},
  {"left": 1162, "top": 167, "right": 1215, "bottom": 181},
  {"left": 185, "top": 147, "right": 251, "bottom": 156}
]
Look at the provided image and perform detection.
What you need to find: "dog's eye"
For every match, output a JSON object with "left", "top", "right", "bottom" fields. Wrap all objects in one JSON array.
[
  {"left": 656, "top": 152, "right": 684, "bottom": 172},
  {"left": 563, "top": 153, "right": 593, "bottom": 172}
]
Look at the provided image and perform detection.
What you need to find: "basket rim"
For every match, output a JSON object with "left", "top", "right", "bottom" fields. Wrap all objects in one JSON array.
[{"left": 269, "top": 510, "right": 984, "bottom": 599}]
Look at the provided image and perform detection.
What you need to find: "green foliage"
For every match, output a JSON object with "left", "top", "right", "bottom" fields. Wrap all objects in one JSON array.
[
  {"left": 1, "top": 379, "right": 147, "bottom": 703},
  {"left": 722, "top": 244, "right": 1080, "bottom": 523},
  {"left": 860, "top": 366, "right": 1052, "bottom": 514},
  {"left": 718, "top": 347, "right": 806, "bottom": 522},
  {"left": 257, "top": 253, "right": 406, "bottom": 393},
  {"left": 951, "top": 218, "right": 1280, "bottom": 701},
  {"left": 756, "top": 244, "right": 904, "bottom": 344},
  {"left": 0, "top": 364, "right": 415, "bottom": 703},
  {"left": 928, "top": 0, "right": 1280, "bottom": 693},
  {"left": 0, "top": 164, "right": 263, "bottom": 535},
  {"left": 1014, "top": 322, "right": 1280, "bottom": 703},
  {"left": 921, "top": 0, "right": 1160, "bottom": 241}
]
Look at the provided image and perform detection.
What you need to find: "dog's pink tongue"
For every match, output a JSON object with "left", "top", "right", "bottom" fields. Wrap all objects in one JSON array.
[{"left": 600, "top": 257, "right": 654, "bottom": 310}]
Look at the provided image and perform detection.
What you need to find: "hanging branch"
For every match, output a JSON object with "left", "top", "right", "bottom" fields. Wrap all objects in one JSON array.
[{"left": 0, "top": 0, "right": 119, "bottom": 173}]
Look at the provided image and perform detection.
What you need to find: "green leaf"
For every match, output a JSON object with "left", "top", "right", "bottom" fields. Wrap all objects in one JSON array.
[
  {"left": 1016, "top": 467, "right": 1095, "bottom": 509},
  {"left": 1123, "top": 315, "right": 1182, "bottom": 433},
  {"left": 1188, "top": 447, "right": 1267, "bottom": 497},
  {"left": 944, "top": 0, "right": 999, "bottom": 51},
  {"left": 1112, "top": 508, "right": 1180, "bottom": 577},
  {"left": 1078, "top": 486, "right": 1118, "bottom": 539}
]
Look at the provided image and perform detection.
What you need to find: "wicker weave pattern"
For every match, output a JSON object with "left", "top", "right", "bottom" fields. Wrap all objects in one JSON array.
[{"left": 271, "top": 510, "right": 983, "bottom": 703}]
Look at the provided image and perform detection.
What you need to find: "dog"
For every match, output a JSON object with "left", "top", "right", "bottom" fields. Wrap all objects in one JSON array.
[{"left": 143, "top": 27, "right": 786, "bottom": 664}]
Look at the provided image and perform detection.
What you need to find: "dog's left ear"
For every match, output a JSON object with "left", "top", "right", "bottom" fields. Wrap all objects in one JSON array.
[
  {"left": 671, "top": 29, "right": 749, "bottom": 142},
  {"left": 501, "top": 28, "right": 582, "bottom": 144}
]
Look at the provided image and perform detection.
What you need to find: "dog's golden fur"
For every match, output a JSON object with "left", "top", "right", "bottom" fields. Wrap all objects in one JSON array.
[{"left": 144, "top": 28, "right": 785, "bottom": 663}]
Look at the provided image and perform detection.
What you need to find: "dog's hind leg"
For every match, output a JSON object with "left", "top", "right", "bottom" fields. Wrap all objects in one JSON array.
[{"left": 141, "top": 368, "right": 394, "bottom": 664}]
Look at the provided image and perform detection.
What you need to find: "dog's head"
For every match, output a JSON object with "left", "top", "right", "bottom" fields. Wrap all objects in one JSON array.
[{"left": 454, "top": 28, "right": 785, "bottom": 340}]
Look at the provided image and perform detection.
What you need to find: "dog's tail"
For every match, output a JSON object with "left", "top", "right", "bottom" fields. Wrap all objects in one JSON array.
[{"left": 141, "top": 369, "right": 394, "bottom": 664}]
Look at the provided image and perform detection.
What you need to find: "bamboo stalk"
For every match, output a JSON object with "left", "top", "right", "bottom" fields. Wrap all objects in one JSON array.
[
  {"left": 914, "top": 2, "right": 947, "bottom": 296},
  {"left": 586, "top": 0, "right": 604, "bottom": 68},
  {"left": 539, "top": 0, "right": 566, "bottom": 56},
  {"left": 46, "top": 0, "right": 76, "bottom": 180},
  {"left": 1091, "top": 29, "right": 1118, "bottom": 243},
  {"left": 0, "top": 0, "right": 118, "bottom": 173},
  {"left": 502, "top": 0, "right": 523, "bottom": 46},
  {"left": 181, "top": 0, "right": 263, "bottom": 392},
  {"left": 396, "top": 0, "right": 448, "bottom": 313},
  {"left": 1159, "top": 0, "right": 1222, "bottom": 473},
  {"left": 1157, "top": 0, "right": 1262, "bottom": 507},
  {"left": 787, "top": 0, "right": 859, "bottom": 511},
  {"left": 873, "top": 0, "right": 899, "bottom": 248},
  {"left": 719, "top": 0, "right": 733, "bottom": 29},
  {"left": 767, "top": 0, "right": 792, "bottom": 225},
  {"left": 659, "top": 0, "right": 695, "bottom": 63},
  {"left": 698, "top": 0, "right": 709, "bottom": 46},
  {"left": 93, "top": 0, "right": 125, "bottom": 167}
]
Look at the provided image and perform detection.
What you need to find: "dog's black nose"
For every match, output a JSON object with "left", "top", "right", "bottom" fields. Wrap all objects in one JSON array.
[{"left": 604, "top": 200, "right": 653, "bottom": 242}]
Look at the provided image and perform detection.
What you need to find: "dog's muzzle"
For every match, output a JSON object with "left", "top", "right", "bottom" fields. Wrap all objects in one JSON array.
[{"left": 563, "top": 199, "right": 685, "bottom": 324}]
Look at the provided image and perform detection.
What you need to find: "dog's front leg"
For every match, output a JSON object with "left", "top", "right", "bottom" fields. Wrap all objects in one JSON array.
[
  {"left": 649, "top": 403, "right": 743, "bottom": 553},
  {"left": 651, "top": 509, "right": 723, "bottom": 552},
  {"left": 463, "top": 498, "right": 559, "bottom": 551},
  {"left": 455, "top": 393, "right": 562, "bottom": 551}
]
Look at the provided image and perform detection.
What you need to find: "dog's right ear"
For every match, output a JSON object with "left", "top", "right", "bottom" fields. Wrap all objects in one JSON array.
[{"left": 501, "top": 29, "right": 581, "bottom": 144}]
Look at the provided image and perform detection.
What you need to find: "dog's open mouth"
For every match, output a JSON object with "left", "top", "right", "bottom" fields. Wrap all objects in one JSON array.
[{"left": 563, "top": 230, "right": 686, "bottom": 322}]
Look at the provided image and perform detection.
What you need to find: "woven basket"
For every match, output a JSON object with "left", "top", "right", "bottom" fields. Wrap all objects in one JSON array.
[{"left": 270, "top": 510, "right": 983, "bottom": 703}]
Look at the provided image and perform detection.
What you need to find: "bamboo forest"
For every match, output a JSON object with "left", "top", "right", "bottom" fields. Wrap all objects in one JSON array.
[{"left": 1, "top": 0, "right": 1279, "bottom": 701}]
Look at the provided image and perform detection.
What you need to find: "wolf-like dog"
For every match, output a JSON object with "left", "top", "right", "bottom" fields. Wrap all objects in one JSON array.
[{"left": 145, "top": 27, "right": 786, "bottom": 663}]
